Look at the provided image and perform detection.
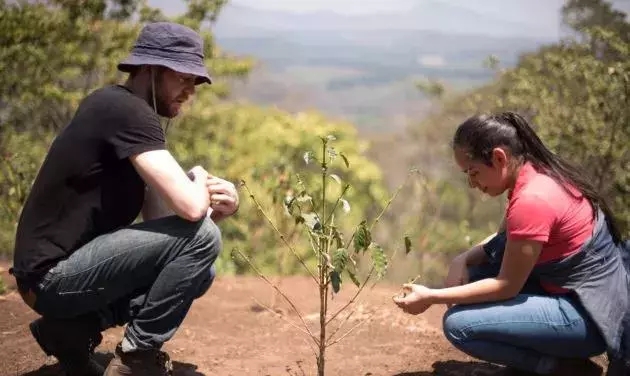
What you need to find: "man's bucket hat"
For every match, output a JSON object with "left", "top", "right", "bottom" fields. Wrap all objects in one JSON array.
[{"left": 118, "top": 22, "right": 212, "bottom": 85}]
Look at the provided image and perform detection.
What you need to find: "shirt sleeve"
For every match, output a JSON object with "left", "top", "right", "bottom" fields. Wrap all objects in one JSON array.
[
  {"left": 506, "top": 194, "right": 556, "bottom": 243},
  {"left": 108, "top": 102, "right": 166, "bottom": 160}
]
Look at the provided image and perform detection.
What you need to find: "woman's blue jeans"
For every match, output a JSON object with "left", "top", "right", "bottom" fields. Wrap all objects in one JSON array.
[{"left": 442, "top": 233, "right": 606, "bottom": 374}]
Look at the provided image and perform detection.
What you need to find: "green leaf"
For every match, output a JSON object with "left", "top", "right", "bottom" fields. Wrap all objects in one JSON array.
[
  {"left": 328, "top": 147, "right": 337, "bottom": 162},
  {"left": 283, "top": 196, "right": 300, "bottom": 217},
  {"left": 295, "top": 174, "right": 306, "bottom": 193},
  {"left": 329, "top": 174, "right": 342, "bottom": 185},
  {"left": 331, "top": 226, "right": 344, "bottom": 248},
  {"left": 353, "top": 220, "right": 371, "bottom": 253},
  {"left": 340, "top": 198, "right": 351, "bottom": 213},
  {"left": 330, "top": 270, "right": 341, "bottom": 293},
  {"left": 347, "top": 269, "right": 360, "bottom": 287},
  {"left": 340, "top": 152, "right": 350, "bottom": 168},
  {"left": 296, "top": 193, "right": 313, "bottom": 203},
  {"left": 404, "top": 235, "right": 412, "bottom": 255},
  {"left": 303, "top": 151, "right": 314, "bottom": 165},
  {"left": 295, "top": 193, "right": 314, "bottom": 214},
  {"left": 300, "top": 212, "right": 322, "bottom": 232},
  {"left": 332, "top": 248, "right": 349, "bottom": 273},
  {"left": 369, "top": 242, "right": 388, "bottom": 278}
]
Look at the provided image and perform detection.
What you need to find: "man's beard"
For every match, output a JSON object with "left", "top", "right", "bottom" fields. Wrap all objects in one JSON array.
[
  {"left": 155, "top": 95, "right": 175, "bottom": 118},
  {"left": 146, "top": 83, "right": 175, "bottom": 118}
]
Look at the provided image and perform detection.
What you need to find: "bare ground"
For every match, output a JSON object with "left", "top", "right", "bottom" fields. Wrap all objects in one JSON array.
[{"left": 0, "top": 265, "right": 605, "bottom": 376}]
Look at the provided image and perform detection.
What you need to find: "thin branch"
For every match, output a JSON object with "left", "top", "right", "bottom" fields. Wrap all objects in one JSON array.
[
  {"left": 325, "top": 172, "right": 418, "bottom": 325},
  {"left": 324, "top": 184, "right": 350, "bottom": 226},
  {"left": 234, "top": 249, "right": 319, "bottom": 346},
  {"left": 325, "top": 299, "right": 361, "bottom": 343},
  {"left": 250, "top": 296, "right": 318, "bottom": 355},
  {"left": 326, "top": 312, "right": 375, "bottom": 347},
  {"left": 369, "top": 169, "right": 419, "bottom": 232},
  {"left": 307, "top": 229, "right": 320, "bottom": 260},
  {"left": 240, "top": 181, "right": 319, "bottom": 284},
  {"left": 326, "top": 266, "right": 374, "bottom": 325},
  {"left": 343, "top": 169, "right": 418, "bottom": 251},
  {"left": 388, "top": 174, "right": 440, "bottom": 264}
]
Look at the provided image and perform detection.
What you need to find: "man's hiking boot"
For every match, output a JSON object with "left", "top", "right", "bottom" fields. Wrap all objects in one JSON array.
[
  {"left": 104, "top": 343, "right": 172, "bottom": 376},
  {"left": 552, "top": 358, "right": 604, "bottom": 376},
  {"left": 30, "top": 316, "right": 104, "bottom": 376}
]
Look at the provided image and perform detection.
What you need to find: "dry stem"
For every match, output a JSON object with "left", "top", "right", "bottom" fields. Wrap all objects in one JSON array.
[
  {"left": 241, "top": 181, "right": 319, "bottom": 284},
  {"left": 326, "top": 312, "right": 375, "bottom": 347},
  {"left": 250, "top": 296, "right": 318, "bottom": 357},
  {"left": 234, "top": 249, "right": 319, "bottom": 345}
]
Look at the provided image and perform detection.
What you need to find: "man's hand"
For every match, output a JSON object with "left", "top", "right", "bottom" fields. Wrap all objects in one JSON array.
[{"left": 207, "top": 176, "right": 239, "bottom": 221}]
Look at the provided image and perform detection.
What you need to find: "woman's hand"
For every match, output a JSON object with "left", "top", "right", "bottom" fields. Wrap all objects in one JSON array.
[{"left": 392, "top": 283, "right": 435, "bottom": 315}]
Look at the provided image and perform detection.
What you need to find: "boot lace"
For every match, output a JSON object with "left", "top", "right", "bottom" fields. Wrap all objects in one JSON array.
[{"left": 155, "top": 351, "right": 173, "bottom": 374}]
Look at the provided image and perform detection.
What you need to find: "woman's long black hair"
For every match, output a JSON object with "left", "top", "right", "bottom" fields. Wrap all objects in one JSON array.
[{"left": 453, "top": 111, "right": 622, "bottom": 244}]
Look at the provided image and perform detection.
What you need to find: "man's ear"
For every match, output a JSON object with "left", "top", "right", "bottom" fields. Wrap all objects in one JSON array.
[{"left": 491, "top": 147, "right": 508, "bottom": 168}]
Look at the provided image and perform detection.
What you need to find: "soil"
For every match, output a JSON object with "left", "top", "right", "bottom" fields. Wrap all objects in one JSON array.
[{"left": 0, "top": 265, "right": 606, "bottom": 376}]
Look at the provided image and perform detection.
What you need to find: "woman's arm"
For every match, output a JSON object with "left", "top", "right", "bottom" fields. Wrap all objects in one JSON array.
[
  {"left": 455, "top": 213, "right": 507, "bottom": 267},
  {"left": 456, "top": 243, "right": 488, "bottom": 267},
  {"left": 430, "top": 238, "right": 542, "bottom": 305}
]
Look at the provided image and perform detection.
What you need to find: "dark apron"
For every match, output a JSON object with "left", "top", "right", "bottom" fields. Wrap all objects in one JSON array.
[{"left": 483, "top": 210, "right": 630, "bottom": 375}]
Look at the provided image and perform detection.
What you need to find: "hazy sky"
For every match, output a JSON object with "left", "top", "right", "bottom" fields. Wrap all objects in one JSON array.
[
  {"left": 227, "top": 0, "right": 630, "bottom": 16},
  {"left": 229, "top": 0, "right": 567, "bottom": 16},
  {"left": 149, "top": 0, "right": 566, "bottom": 17},
  {"left": 230, "top": 0, "right": 418, "bottom": 14},
  {"left": 147, "top": 0, "right": 628, "bottom": 34},
  {"left": 229, "top": 0, "right": 566, "bottom": 33}
]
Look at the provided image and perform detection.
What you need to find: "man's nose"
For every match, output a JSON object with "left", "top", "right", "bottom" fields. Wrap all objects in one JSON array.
[{"left": 467, "top": 176, "right": 477, "bottom": 189}]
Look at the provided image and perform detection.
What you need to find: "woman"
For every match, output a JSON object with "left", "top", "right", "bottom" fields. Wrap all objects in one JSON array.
[{"left": 393, "top": 112, "right": 629, "bottom": 375}]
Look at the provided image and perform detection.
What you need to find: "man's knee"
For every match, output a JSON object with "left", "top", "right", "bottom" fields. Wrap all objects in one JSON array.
[
  {"left": 196, "top": 264, "right": 216, "bottom": 298},
  {"left": 189, "top": 217, "right": 223, "bottom": 262}
]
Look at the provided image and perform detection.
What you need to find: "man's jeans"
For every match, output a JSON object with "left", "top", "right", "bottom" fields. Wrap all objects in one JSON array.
[
  {"left": 442, "top": 233, "right": 606, "bottom": 374},
  {"left": 30, "top": 215, "right": 221, "bottom": 351}
]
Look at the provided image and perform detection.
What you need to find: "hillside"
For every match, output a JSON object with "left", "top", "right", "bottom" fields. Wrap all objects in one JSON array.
[
  {"left": 142, "top": 0, "right": 563, "bottom": 131},
  {"left": 217, "top": 27, "right": 548, "bottom": 132}
]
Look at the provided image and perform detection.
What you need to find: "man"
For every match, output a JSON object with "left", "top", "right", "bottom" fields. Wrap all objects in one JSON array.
[{"left": 9, "top": 22, "right": 238, "bottom": 376}]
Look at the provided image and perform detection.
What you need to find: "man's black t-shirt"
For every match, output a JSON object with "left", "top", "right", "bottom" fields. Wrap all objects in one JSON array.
[{"left": 11, "top": 85, "right": 165, "bottom": 287}]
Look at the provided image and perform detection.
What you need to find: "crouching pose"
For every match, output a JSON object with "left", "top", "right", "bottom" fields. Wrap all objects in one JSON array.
[
  {"left": 394, "top": 112, "right": 629, "bottom": 375},
  {"left": 10, "top": 22, "right": 239, "bottom": 376}
]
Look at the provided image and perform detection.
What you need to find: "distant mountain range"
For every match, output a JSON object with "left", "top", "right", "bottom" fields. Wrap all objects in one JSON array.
[
  {"left": 213, "top": 0, "right": 561, "bottom": 39},
  {"left": 146, "top": 0, "right": 566, "bottom": 131},
  {"left": 211, "top": 6, "right": 553, "bottom": 131}
]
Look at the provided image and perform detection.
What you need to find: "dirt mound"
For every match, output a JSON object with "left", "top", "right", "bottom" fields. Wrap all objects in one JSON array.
[{"left": 0, "top": 274, "right": 507, "bottom": 375}]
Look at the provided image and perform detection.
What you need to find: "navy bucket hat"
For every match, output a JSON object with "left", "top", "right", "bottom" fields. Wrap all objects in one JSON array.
[{"left": 118, "top": 22, "right": 212, "bottom": 85}]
